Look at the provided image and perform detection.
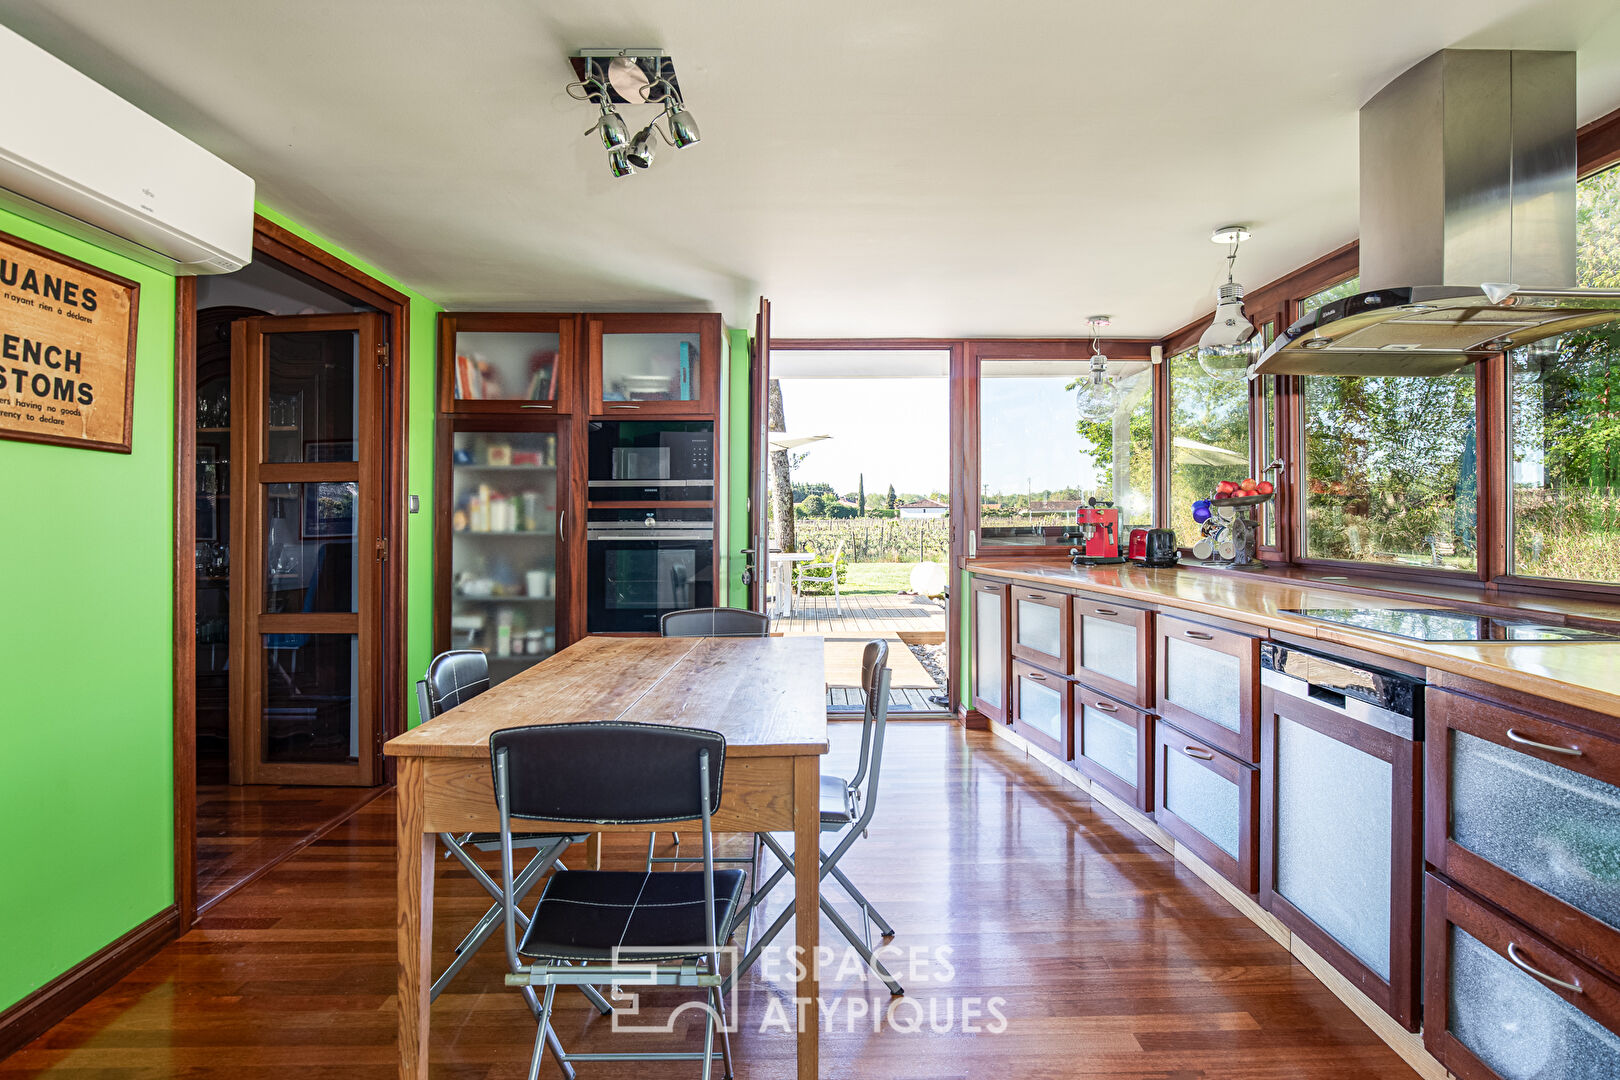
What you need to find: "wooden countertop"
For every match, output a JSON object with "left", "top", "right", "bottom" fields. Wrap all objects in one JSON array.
[
  {"left": 385, "top": 635, "right": 831, "bottom": 759},
  {"left": 967, "top": 559, "right": 1620, "bottom": 717}
]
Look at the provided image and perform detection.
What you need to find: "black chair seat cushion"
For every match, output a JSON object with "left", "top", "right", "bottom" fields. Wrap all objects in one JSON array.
[
  {"left": 519, "top": 869, "right": 746, "bottom": 962},
  {"left": 820, "top": 774, "right": 857, "bottom": 825}
]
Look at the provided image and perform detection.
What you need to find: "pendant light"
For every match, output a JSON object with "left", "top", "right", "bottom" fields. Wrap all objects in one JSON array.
[
  {"left": 1197, "top": 226, "right": 1255, "bottom": 380},
  {"left": 1075, "top": 316, "right": 1118, "bottom": 423}
]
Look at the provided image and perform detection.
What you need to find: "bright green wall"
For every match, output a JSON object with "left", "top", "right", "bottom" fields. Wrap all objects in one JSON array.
[
  {"left": 723, "top": 327, "right": 750, "bottom": 605},
  {"left": 0, "top": 207, "right": 178, "bottom": 1012},
  {"left": 0, "top": 202, "right": 441, "bottom": 1014},
  {"left": 251, "top": 206, "right": 443, "bottom": 727}
]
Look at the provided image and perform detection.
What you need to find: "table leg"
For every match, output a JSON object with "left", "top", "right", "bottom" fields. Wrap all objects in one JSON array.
[
  {"left": 397, "top": 758, "right": 436, "bottom": 1080},
  {"left": 793, "top": 755, "right": 820, "bottom": 1080}
]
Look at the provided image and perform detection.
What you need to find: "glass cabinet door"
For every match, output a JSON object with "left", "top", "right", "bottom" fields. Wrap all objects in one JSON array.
[
  {"left": 973, "top": 582, "right": 1007, "bottom": 720},
  {"left": 1157, "top": 616, "right": 1259, "bottom": 763},
  {"left": 1012, "top": 587, "right": 1070, "bottom": 671},
  {"left": 442, "top": 314, "right": 573, "bottom": 412},
  {"left": 589, "top": 316, "right": 716, "bottom": 415},
  {"left": 448, "top": 428, "right": 564, "bottom": 685}
]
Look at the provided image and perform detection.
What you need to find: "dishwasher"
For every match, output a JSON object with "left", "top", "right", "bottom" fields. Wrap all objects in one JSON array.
[{"left": 1258, "top": 638, "right": 1426, "bottom": 1031}]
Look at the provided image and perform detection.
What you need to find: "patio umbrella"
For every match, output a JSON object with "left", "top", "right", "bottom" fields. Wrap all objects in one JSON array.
[
  {"left": 769, "top": 432, "right": 832, "bottom": 452},
  {"left": 1171, "top": 436, "right": 1248, "bottom": 468}
]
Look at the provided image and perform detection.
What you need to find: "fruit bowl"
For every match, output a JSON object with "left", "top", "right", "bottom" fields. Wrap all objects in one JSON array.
[{"left": 1208, "top": 492, "right": 1274, "bottom": 508}]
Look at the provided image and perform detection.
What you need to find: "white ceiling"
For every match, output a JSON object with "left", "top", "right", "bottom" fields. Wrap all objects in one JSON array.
[{"left": 4, "top": 1, "right": 1620, "bottom": 338}]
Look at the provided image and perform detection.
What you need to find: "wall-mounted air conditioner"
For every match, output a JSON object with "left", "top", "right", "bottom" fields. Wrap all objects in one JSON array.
[{"left": 0, "top": 23, "right": 254, "bottom": 275}]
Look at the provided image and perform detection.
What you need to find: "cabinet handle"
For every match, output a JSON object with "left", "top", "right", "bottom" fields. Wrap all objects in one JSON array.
[
  {"left": 1094, "top": 607, "right": 1119, "bottom": 616},
  {"left": 1506, "top": 728, "right": 1583, "bottom": 757},
  {"left": 1026, "top": 593, "right": 1048, "bottom": 600},
  {"left": 1183, "top": 629, "right": 1214, "bottom": 640},
  {"left": 520, "top": 403, "right": 554, "bottom": 409},
  {"left": 1182, "top": 746, "right": 1215, "bottom": 760},
  {"left": 1091, "top": 700, "right": 1118, "bottom": 713},
  {"left": 1507, "top": 943, "right": 1583, "bottom": 994},
  {"left": 1026, "top": 672, "right": 1047, "bottom": 682},
  {"left": 609, "top": 404, "right": 642, "bottom": 410}
]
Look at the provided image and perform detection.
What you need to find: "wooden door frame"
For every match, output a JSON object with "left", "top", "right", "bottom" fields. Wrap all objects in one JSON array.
[{"left": 173, "top": 215, "right": 411, "bottom": 930}]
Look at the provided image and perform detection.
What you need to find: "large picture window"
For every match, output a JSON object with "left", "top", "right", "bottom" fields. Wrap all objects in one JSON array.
[
  {"left": 1168, "top": 348, "right": 1250, "bottom": 547},
  {"left": 978, "top": 359, "right": 1154, "bottom": 538},
  {"left": 1506, "top": 163, "right": 1620, "bottom": 585}
]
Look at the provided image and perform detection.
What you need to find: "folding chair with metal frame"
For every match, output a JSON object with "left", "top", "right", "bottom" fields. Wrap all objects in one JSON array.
[
  {"left": 494, "top": 722, "right": 744, "bottom": 1080},
  {"left": 415, "top": 654, "right": 612, "bottom": 1020},
  {"left": 726, "top": 639, "right": 903, "bottom": 995}
]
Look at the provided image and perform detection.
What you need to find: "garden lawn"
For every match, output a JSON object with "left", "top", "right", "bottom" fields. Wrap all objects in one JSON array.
[{"left": 842, "top": 562, "right": 918, "bottom": 595}]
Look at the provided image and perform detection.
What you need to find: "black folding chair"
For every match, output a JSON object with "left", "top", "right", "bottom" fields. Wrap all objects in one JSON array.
[
  {"left": 726, "top": 638, "right": 903, "bottom": 995},
  {"left": 414, "top": 651, "right": 610, "bottom": 1019},
  {"left": 649, "top": 609, "right": 770, "bottom": 870},
  {"left": 495, "top": 722, "right": 743, "bottom": 1080}
]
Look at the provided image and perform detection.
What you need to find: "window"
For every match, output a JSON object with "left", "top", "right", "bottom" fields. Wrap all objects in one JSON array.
[
  {"left": 1294, "top": 276, "right": 1480, "bottom": 572},
  {"left": 1507, "top": 163, "right": 1620, "bottom": 585},
  {"left": 978, "top": 359, "right": 1153, "bottom": 543},
  {"left": 1168, "top": 348, "right": 1250, "bottom": 547},
  {"left": 1301, "top": 373, "right": 1478, "bottom": 570}
]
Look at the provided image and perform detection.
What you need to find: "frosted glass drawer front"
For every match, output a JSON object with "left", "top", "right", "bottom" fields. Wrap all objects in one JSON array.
[
  {"left": 974, "top": 591, "right": 1004, "bottom": 709},
  {"left": 1276, "top": 717, "right": 1393, "bottom": 979},
  {"left": 1448, "top": 925, "right": 1620, "bottom": 1079},
  {"left": 1016, "top": 600, "right": 1063, "bottom": 659},
  {"left": 1081, "top": 706, "right": 1137, "bottom": 783},
  {"left": 1165, "top": 637, "right": 1241, "bottom": 732},
  {"left": 1080, "top": 616, "right": 1137, "bottom": 688},
  {"left": 1452, "top": 730, "right": 1620, "bottom": 933},
  {"left": 1016, "top": 674, "right": 1064, "bottom": 743},
  {"left": 1164, "top": 749, "right": 1240, "bottom": 857}
]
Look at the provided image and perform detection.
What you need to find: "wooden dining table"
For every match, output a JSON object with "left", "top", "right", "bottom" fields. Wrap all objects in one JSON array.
[{"left": 384, "top": 634, "right": 829, "bottom": 1080}]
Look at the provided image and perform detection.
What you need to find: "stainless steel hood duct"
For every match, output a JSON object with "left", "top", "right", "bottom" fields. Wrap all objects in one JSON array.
[{"left": 1253, "top": 49, "right": 1620, "bottom": 378}]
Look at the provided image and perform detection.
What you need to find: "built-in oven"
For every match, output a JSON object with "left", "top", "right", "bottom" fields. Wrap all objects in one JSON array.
[
  {"left": 586, "top": 508, "right": 714, "bottom": 633},
  {"left": 588, "top": 421, "right": 714, "bottom": 503}
]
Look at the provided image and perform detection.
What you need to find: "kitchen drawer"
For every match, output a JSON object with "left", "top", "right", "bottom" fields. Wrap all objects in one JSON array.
[
  {"left": 970, "top": 578, "right": 1011, "bottom": 724},
  {"left": 1011, "top": 586, "right": 1072, "bottom": 672},
  {"left": 1260, "top": 682, "right": 1422, "bottom": 1030},
  {"left": 1424, "top": 874, "right": 1620, "bottom": 1080},
  {"left": 1427, "top": 686, "right": 1620, "bottom": 980},
  {"left": 1156, "top": 615, "right": 1260, "bottom": 763},
  {"left": 1073, "top": 683, "right": 1153, "bottom": 813},
  {"left": 1072, "top": 593, "right": 1153, "bottom": 708},
  {"left": 1009, "top": 660, "right": 1072, "bottom": 761},
  {"left": 1155, "top": 719, "right": 1259, "bottom": 893}
]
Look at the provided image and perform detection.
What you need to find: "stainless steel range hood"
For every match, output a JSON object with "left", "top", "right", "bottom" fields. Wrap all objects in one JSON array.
[{"left": 1252, "top": 49, "right": 1620, "bottom": 378}]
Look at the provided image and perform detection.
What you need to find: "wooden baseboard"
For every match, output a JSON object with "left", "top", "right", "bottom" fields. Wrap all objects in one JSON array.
[
  {"left": 957, "top": 706, "right": 989, "bottom": 730},
  {"left": 0, "top": 905, "right": 179, "bottom": 1060}
]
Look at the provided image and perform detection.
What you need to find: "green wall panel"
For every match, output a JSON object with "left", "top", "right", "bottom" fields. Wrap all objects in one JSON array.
[
  {"left": 0, "top": 206, "right": 177, "bottom": 1012},
  {"left": 723, "top": 327, "right": 750, "bottom": 605}
]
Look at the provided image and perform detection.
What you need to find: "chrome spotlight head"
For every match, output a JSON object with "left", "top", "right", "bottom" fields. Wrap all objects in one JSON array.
[
  {"left": 593, "top": 104, "right": 628, "bottom": 150},
  {"left": 626, "top": 125, "right": 658, "bottom": 170},
  {"left": 666, "top": 103, "right": 701, "bottom": 148},
  {"left": 607, "top": 147, "right": 634, "bottom": 178}
]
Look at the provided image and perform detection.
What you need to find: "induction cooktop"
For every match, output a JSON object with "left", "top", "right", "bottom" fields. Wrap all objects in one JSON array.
[{"left": 1284, "top": 607, "right": 1620, "bottom": 643}]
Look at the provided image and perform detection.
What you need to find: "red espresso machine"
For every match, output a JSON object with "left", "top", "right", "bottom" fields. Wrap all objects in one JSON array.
[{"left": 1070, "top": 499, "right": 1125, "bottom": 565}]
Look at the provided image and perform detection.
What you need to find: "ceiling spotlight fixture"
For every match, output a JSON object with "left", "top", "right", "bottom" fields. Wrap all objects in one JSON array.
[
  {"left": 1198, "top": 225, "right": 1255, "bottom": 380},
  {"left": 567, "top": 49, "right": 701, "bottom": 177}
]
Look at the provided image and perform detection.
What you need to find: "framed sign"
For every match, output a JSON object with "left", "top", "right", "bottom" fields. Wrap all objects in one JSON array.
[{"left": 0, "top": 229, "right": 139, "bottom": 453}]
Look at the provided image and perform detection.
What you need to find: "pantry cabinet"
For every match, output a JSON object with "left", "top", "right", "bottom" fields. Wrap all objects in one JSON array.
[{"left": 439, "top": 312, "right": 576, "bottom": 414}]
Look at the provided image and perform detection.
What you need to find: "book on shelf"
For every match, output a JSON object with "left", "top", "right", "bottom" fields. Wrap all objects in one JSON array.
[
  {"left": 679, "top": 341, "right": 694, "bottom": 401},
  {"left": 455, "top": 353, "right": 485, "bottom": 399}
]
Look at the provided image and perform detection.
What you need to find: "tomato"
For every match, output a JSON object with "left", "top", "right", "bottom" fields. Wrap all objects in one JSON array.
[{"left": 1256, "top": 480, "right": 1274, "bottom": 495}]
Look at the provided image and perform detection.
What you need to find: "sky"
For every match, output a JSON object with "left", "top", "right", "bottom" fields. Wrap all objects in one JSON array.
[{"left": 776, "top": 373, "right": 1102, "bottom": 497}]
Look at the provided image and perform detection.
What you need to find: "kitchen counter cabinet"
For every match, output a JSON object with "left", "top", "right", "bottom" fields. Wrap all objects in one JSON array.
[
  {"left": 1072, "top": 594, "right": 1153, "bottom": 708},
  {"left": 1155, "top": 719, "right": 1260, "bottom": 893}
]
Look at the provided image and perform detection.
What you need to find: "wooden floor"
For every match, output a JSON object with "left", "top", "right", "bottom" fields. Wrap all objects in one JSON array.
[
  {"left": 195, "top": 783, "right": 384, "bottom": 908},
  {"left": 3, "top": 725, "right": 1415, "bottom": 1079},
  {"left": 771, "top": 591, "right": 947, "bottom": 638}
]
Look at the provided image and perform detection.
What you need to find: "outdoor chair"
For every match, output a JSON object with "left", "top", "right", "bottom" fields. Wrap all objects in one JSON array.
[{"left": 794, "top": 538, "right": 844, "bottom": 616}]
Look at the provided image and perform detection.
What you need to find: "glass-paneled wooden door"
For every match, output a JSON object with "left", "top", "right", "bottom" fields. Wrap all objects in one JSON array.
[{"left": 229, "top": 314, "right": 385, "bottom": 786}]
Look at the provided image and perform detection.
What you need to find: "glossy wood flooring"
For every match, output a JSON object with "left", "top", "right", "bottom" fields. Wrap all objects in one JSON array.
[
  {"left": 4, "top": 725, "right": 1415, "bottom": 1078},
  {"left": 195, "top": 782, "right": 384, "bottom": 908}
]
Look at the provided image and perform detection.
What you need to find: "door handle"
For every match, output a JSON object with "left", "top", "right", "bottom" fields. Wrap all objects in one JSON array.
[
  {"left": 1025, "top": 672, "right": 1047, "bottom": 682},
  {"left": 520, "top": 403, "right": 554, "bottom": 409},
  {"left": 558, "top": 510, "right": 565, "bottom": 540},
  {"left": 1026, "top": 593, "right": 1048, "bottom": 601},
  {"left": 609, "top": 404, "right": 641, "bottom": 410},
  {"left": 1507, "top": 942, "right": 1583, "bottom": 994},
  {"left": 1505, "top": 728, "right": 1582, "bottom": 757}
]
